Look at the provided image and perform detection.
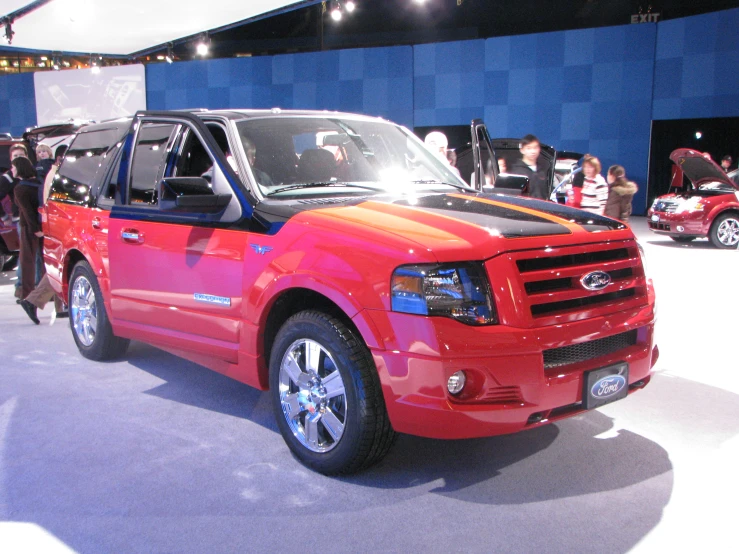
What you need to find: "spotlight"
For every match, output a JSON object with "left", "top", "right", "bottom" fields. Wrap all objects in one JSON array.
[
  {"left": 695, "top": 131, "right": 703, "bottom": 140},
  {"left": 331, "top": 6, "right": 342, "bottom": 21},
  {"left": 90, "top": 54, "right": 101, "bottom": 73},
  {"left": 345, "top": 1, "right": 356, "bottom": 12},
  {"left": 196, "top": 33, "right": 210, "bottom": 56}
]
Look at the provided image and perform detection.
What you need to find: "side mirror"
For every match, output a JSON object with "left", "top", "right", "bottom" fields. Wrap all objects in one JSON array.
[
  {"left": 486, "top": 173, "right": 529, "bottom": 195},
  {"left": 160, "top": 177, "right": 232, "bottom": 214}
]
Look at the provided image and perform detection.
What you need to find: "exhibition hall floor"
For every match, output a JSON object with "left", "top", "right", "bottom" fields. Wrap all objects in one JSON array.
[{"left": 1, "top": 218, "right": 737, "bottom": 553}]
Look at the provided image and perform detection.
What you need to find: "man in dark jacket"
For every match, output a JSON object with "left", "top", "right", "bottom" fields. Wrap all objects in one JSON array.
[
  {"left": 508, "top": 135, "right": 550, "bottom": 200},
  {"left": 0, "top": 143, "right": 29, "bottom": 220}
]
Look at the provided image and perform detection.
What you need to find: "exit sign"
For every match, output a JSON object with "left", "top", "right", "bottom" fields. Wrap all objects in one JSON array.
[{"left": 631, "top": 12, "right": 661, "bottom": 23}]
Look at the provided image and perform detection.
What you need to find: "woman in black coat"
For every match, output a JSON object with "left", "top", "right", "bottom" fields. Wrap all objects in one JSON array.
[{"left": 11, "top": 156, "right": 43, "bottom": 324}]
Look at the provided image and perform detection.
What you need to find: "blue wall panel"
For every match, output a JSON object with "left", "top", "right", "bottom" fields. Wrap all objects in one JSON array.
[
  {"left": 0, "top": 73, "right": 37, "bottom": 137},
  {"left": 1, "top": 8, "right": 737, "bottom": 215},
  {"left": 653, "top": 8, "right": 739, "bottom": 120},
  {"left": 415, "top": 24, "right": 657, "bottom": 211},
  {"left": 146, "top": 46, "right": 414, "bottom": 128}
]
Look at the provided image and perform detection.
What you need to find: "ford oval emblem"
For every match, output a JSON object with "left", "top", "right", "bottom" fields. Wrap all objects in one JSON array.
[
  {"left": 591, "top": 375, "right": 627, "bottom": 399},
  {"left": 581, "top": 270, "right": 612, "bottom": 291}
]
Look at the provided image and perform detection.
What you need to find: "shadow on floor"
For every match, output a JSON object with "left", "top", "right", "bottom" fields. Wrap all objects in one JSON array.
[{"left": 124, "top": 342, "right": 675, "bottom": 507}]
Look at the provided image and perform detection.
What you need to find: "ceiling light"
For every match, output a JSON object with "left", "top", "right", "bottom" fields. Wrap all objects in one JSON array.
[
  {"left": 331, "top": 7, "right": 342, "bottom": 21},
  {"left": 196, "top": 33, "right": 210, "bottom": 56},
  {"left": 345, "top": 1, "right": 356, "bottom": 12},
  {"left": 40, "top": 56, "right": 48, "bottom": 61},
  {"left": 695, "top": 131, "right": 702, "bottom": 140}
]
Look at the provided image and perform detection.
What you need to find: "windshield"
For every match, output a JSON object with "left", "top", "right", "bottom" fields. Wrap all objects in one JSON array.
[{"left": 235, "top": 117, "right": 470, "bottom": 196}]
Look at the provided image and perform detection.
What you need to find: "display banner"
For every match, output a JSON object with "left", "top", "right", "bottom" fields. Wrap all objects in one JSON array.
[{"left": 33, "top": 64, "right": 146, "bottom": 126}]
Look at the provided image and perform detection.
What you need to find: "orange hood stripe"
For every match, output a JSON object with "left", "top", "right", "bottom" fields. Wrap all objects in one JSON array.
[{"left": 448, "top": 194, "right": 584, "bottom": 234}]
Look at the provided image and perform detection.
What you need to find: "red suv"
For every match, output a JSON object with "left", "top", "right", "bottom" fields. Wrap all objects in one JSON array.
[
  {"left": 648, "top": 148, "right": 739, "bottom": 248},
  {"left": 43, "top": 110, "right": 657, "bottom": 474}
]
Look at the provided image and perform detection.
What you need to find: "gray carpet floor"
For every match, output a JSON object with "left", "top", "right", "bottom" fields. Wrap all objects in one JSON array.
[{"left": 1, "top": 217, "right": 737, "bottom": 553}]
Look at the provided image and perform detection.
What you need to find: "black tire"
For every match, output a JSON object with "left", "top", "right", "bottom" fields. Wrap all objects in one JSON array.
[
  {"left": 709, "top": 213, "right": 739, "bottom": 249},
  {"left": 269, "top": 310, "right": 397, "bottom": 475},
  {"left": 670, "top": 236, "right": 695, "bottom": 243},
  {"left": 68, "top": 260, "right": 129, "bottom": 361}
]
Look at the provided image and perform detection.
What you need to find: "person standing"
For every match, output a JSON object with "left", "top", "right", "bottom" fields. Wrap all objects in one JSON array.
[
  {"left": 604, "top": 165, "right": 638, "bottom": 222},
  {"left": 567, "top": 154, "right": 608, "bottom": 215},
  {"left": 35, "top": 144, "right": 54, "bottom": 183},
  {"left": 11, "top": 157, "right": 43, "bottom": 323},
  {"left": 721, "top": 155, "right": 733, "bottom": 173},
  {"left": 43, "top": 145, "right": 67, "bottom": 203},
  {"left": 509, "top": 135, "right": 550, "bottom": 199}
]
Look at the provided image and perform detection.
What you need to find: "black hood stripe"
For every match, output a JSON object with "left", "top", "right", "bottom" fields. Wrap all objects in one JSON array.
[
  {"left": 390, "top": 195, "right": 571, "bottom": 238},
  {"left": 476, "top": 193, "right": 626, "bottom": 232}
]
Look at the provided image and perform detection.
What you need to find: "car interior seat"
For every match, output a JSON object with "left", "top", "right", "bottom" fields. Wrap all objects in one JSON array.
[{"left": 297, "top": 148, "right": 336, "bottom": 183}]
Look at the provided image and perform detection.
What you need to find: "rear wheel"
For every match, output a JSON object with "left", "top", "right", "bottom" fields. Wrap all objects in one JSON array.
[
  {"left": 269, "top": 310, "right": 396, "bottom": 475},
  {"left": 670, "top": 236, "right": 696, "bottom": 243},
  {"left": 69, "top": 260, "right": 129, "bottom": 360},
  {"left": 709, "top": 213, "right": 739, "bottom": 249}
]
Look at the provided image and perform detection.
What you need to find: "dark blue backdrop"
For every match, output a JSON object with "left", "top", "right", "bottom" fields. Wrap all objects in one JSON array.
[{"left": 1, "top": 8, "right": 737, "bottom": 214}]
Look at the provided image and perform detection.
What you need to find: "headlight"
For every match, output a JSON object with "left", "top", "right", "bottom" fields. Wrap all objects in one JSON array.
[{"left": 391, "top": 263, "right": 497, "bottom": 325}]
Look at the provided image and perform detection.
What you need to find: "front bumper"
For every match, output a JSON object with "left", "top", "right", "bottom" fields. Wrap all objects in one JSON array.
[
  {"left": 362, "top": 286, "right": 656, "bottom": 439},
  {"left": 647, "top": 210, "right": 707, "bottom": 237}
]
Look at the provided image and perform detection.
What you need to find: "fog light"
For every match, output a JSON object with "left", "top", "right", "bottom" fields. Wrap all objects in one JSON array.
[
  {"left": 676, "top": 226, "right": 685, "bottom": 232},
  {"left": 447, "top": 371, "right": 466, "bottom": 395}
]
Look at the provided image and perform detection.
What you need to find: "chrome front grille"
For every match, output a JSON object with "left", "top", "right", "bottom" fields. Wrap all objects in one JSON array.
[
  {"left": 653, "top": 201, "right": 678, "bottom": 213},
  {"left": 504, "top": 241, "right": 647, "bottom": 326}
]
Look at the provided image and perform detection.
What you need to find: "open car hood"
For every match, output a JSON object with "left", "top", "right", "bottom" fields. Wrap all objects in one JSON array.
[{"left": 670, "top": 148, "right": 738, "bottom": 190}]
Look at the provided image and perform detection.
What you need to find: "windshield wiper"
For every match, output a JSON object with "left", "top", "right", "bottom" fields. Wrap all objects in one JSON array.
[
  {"left": 410, "top": 179, "right": 474, "bottom": 192},
  {"left": 266, "top": 182, "right": 385, "bottom": 196}
]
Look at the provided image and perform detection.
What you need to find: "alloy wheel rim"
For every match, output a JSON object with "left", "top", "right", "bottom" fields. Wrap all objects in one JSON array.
[
  {"left": 278, "top": 339, "right": 347, "bottom": 453},
  {"left": 717, "top": 218, "right": 739, "bottom": 246},
  {"left": 71, "top": 276, "right": 98, "bottom": 347}
]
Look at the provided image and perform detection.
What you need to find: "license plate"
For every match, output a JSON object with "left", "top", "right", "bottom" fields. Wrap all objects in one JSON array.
[
  {"left": 651, "top": 214, "right": 659, "bottom": 222},
  {"left": 583, "top": 362, "right": 629, "bottom": 410}
]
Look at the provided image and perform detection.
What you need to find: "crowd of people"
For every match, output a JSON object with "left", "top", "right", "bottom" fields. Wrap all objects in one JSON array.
[
  {"left": 0, "top": 142, "right": 68, "bottom": 325},
  {"left": 426, "top": 131, "right": 639, "bottom": 222}
]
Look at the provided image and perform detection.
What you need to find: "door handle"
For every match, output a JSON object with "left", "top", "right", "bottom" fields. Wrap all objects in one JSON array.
[
  {"left": 121, "top": 229, "right": 144, "bottom": 244},
  {"left": 91, "top": 216, "right": 102, "bottom": 230}
]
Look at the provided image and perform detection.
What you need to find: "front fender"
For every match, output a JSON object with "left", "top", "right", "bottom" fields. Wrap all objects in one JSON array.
[{"left": 249, "top": 272, "right": 386, "bottom": 351}]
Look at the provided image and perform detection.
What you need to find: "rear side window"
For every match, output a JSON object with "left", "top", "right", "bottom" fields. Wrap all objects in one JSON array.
[
  {"left": 51, "top": 128, "right": 125, "bottom": 205},
  {"left": 129, "top": 122, "right": 178, "bottom": 206}
]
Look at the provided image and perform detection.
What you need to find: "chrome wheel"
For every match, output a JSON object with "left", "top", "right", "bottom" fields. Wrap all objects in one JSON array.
[
  {"left": 70, "top": 275, "right": 98, "bottom": 347},
  {"left": 717, "top": 217, "right": 739, "bottom": 247},
  {"left": 278, "top": 339, "right": 347, "bottom": 453}
]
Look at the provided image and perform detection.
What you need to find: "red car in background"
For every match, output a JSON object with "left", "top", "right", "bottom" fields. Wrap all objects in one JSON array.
[{"left": 648, "top": 149, "right": 739, "bottom": 248}]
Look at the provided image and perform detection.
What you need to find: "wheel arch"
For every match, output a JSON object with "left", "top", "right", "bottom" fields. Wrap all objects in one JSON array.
[
  {"left": 259, "top": 287, "right": 384, "bottom": 385},
  {"left": 62, "top": 248, "right": 88, "bottom": 300}
]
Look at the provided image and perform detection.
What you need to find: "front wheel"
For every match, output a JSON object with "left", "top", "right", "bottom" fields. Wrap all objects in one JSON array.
[
  {"left": 269, "top": 310, "right": 396, "bottom": 475},
  {"left": 69, "top": 260, "right": 129, "bottom": 361},
  {"left": 709, "top": 213, "right": 739, "bottom": 249}
]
